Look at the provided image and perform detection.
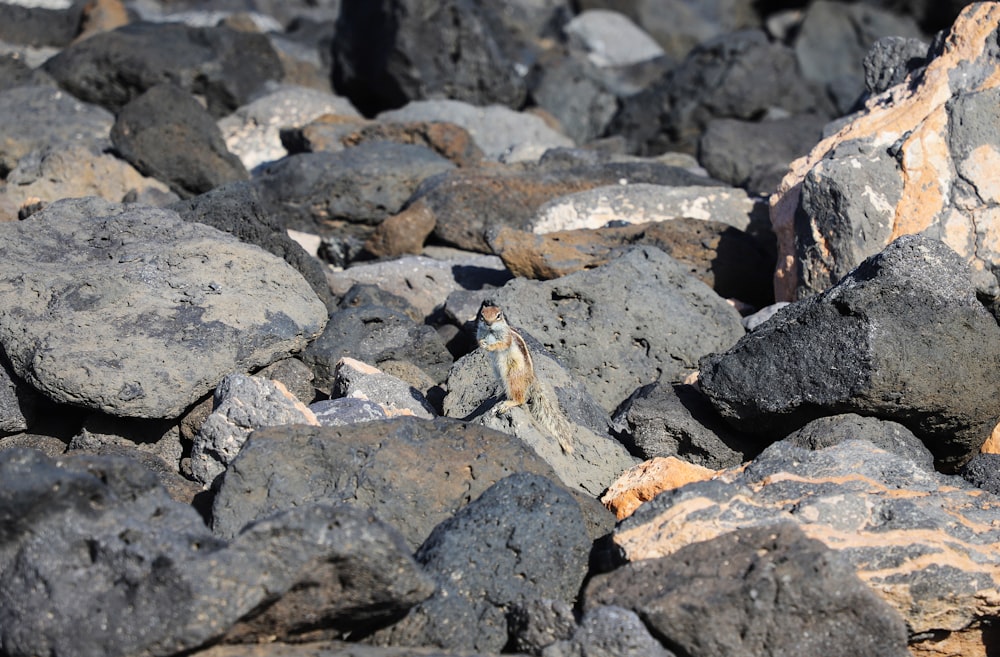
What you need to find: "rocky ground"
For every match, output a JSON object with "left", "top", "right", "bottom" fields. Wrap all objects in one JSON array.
[{"left": 1, "top": 0, "right": 999, "bottom": 656}]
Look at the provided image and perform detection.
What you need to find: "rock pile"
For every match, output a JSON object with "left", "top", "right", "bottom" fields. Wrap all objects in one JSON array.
[{"left": 0, "top": 1, "right": 998, "bottom": 657}]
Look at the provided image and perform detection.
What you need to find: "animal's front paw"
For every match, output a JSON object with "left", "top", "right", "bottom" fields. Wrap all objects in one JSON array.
[{"left": 494, "top": 400, "right": 518, "bottom": 415}]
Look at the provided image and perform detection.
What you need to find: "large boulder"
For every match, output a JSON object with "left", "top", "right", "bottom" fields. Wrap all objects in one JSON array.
[
  {"left": 772, "top": 2, "right": 1000, "bottom": 301},
  {"left": 0, "top": 199, "right": 327, "bottom": 418},
  {"left": 698, "top": 234, "right": 1000, "bottom": 470}
]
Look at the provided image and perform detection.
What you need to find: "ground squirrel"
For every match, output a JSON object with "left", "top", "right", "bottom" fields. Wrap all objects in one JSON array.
[{"left": 476, "top": 300, "right": 574, "bottom": 453}]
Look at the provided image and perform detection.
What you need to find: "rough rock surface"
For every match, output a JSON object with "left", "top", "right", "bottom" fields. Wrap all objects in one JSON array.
[
  {"left": 487, "top": 246, "right": 745, "bottom": 411},
  {"left": 612, "top": 440, "right": 1000, "bottom": 655},
  {"left": 443, "top": 339, "right": 639, "bottom": 497},
  {"left": 0, "top": 199, "right": 327, "bottom": 418},
  {"left": 698, "top": 234, "right": 1000, "bottom": 470},
  {"left": 959, "top": 453, "right": 1000, "bottom": 495},
  {"left": 600, "top": 456, "right": 718, "bottom": 520},
  {"left": 0, "top": 448, "right": 432, "bottom": 657},
  {"left": 370, "top": 473, "right": 590, "bottom": 652},
  {"left": 772, "top": 2, "right": 1000, "bottom": 301},
  {"left": 587, "top": 521, "right": 911, "bottom": 657},
  {"left": 190, "top": 373, "right": 318, "bottom": 487},
  {"left": 211, "top": 417, "right": 614, "bottom": 547},
  {"left": 783, "top": 412, "right": 935, "bottom": 470},
  {"left": 330, "top": 358, "right": 436, "bottom": 419}
]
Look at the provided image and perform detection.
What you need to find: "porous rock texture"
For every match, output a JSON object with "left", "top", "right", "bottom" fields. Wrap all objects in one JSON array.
[
  {"left": 0, "top": 198, "right": 327, "bottom": 418},
  {"left": 699, "top": 234, "right": 1000, "bottom": 470},
  {"left": 772, "top": 1, "right": 1000, "bottom": 301},
  {"left": 612, "top": 439, "right": 1000, "bottom": 657}
]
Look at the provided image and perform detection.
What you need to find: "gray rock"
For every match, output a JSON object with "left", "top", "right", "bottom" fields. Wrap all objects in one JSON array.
[
  {"left": 542, "top": 606, "right": 676, "bottom": 657},
  {"left": 0, "top": 357, "right": 32, "bottom": 434},
  {"left": 370, "top": 473, "right": 590, "bottom": 653},
  {"left": 488, "top": 246, "right": 745, "bottom": 411},
  {"left": 699, "top": 234, "right": 1000, "bottom": 470},
  {"left": 529, "top": 48, "right": 618, "bottom": 145},
  {"left": 612, "top": 382, "right": 756, "bottom": 469},
  {"left": 564, "top": 10, "right": 665, "bottom": 67},
  {"left": 111, "top": 83, "right": 249, "bottom": 198},
  {"left": 0, "top": 448, "right": 431, "bottom": 656},
  {"left": 62, "top": 438, "right": 201, "bottom": 504},
  {"left": 191, "top": 373, "right": 318, "bottom": 488},
  {"left": 42, "top": 21, "right": 284, "bottom": 116},
  {"left": 585, "top": 522, "right": 911, "bottom": 657},
  {"left": 256, "top": 357, "right": 317, "bottom": 406},
  {"left": 610, "top": 0, "right": 759, "bottom": 61},
  {"left": 0, "top": 0, "right": 86, "bottom": 47},
  {"left": 377, "top": 100, "right": 574, "bottom": 162},
  {"left": 331, "top": 357, "right": 436, "bottom": 419},
  {"left": 0, "top": 198, "right": 327, "bottom": 418},
  {"left": 740, "top": 301, "right": 789, "bottom": 331},
  {"left": 0, "top": 84, "right": 113, "bottom": 174},
  {"left": 169, "top": 181, "right": 337, "bottom": 312},
  {"left": 507, "top": 598, "right": 577, "bottom": 655},
  {"left": 959, "top": 453, "right": 1000, "bottom": 495},
  {"left": 784, "top": 413, "right": 935, "bottom": 470},
  {"left": 332, "top": 0, "right": 533, "bottom": 115},
  {"left": 301, "top": 305, "right": 453, "bottom": 391},
  {"left": 217, "top": 85, "right": 361, "bottom": 172},
  {"left": 863, "top": 36, "right": 930, "bottom": 96},
  {"left": 210, "top": 417, "right": 614, "bottom": 548},
  {"left": 0, "top": 52, "right": 56, "bottom": 91},
  {"left": 69, "top": 414, "right": 184, "bottom": 472},
  {"left": 444, "top": 344, "right": 639, "bottom": 497},
  {"left": 309, "top": 397, "right": 388, "bottom": 427},
  {"left": 253, "top": 143, "right": 454, "bottom": 233}
]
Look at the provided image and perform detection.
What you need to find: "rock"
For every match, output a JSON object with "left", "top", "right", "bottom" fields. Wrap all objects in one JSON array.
[
  {"left": 363, "top": 202, "right": 438, "bottom": 258},
  {"left": 253, "top": 142, "right": 455, "bottom": 234},
  {"left": 610, "top": 439, "right": 1000, "bottom": 655},
  {"left": 792, "top": 0, "right": 924, "bottom": 113},
  {"left": 43, "top": 21, "right": 284, "bottom": 116},
  {"left": 63, "top": 440, "right": 201, "bottom": 504},
  {"left": 169, "top": 181, "right": 337, "bottom": 311},
  {"left": 188, "top": 641, "right": 514, "bottom": 657},
  {"left": 338, "top": 283, "right": 424, "bottom": 323},
  {"left": 255, "top": 357, "right": 317, "bottom": 406},
  {"left": 958, "top": 453, "right": 1000, "bottom": 495},
  {"left": 563, "top": 9, "right": 666, "bottom": 67},
  {"left": 0, "top": 198, "right": 327, "bottom": 418},
  {"left": 0, "top": 142, "right": 172, "bottom": 222},
  {"left": 330, "top": 358, "right": 436, "bottom": 419},
  {"left": 740, "top": 301, "right": 789, "bottom": 330},
  {"left": 697, "top": 113, "right": 827, "bottom": 194},
  {"left": 301, "top": 305, "right": 453, "bottom": 391},
  {"left": 443, "top": 338, "right": 639, "bottom": 497},
  {"left": 507, "top": 598, "right": 577, "bottom": 655},
  {"left": 486, "top": 246, "right": 745, "bottom": 411},
  {"left": 218, "top": 85, "right": 361, "bottom": 171},
  {"left": 69, "top": 413, "right": 184, "bottom": 472},
  {"left": 111, "top": 83, "right": 249, "bottom": 198},
  {"left": 0, "top": 52, "right": 56, "bottom": 91},
  {"left": 0, "top": 448, "right": 431, "bottom": 656},
  {"left": 0, "top": 84, "right": 113, "bottom": 175},
  {"left": 370, "top": 473, "right": 590, "bottom": 653},
  {"left": 191, "top": 373, "right": 319, "bottom": 488},
  {"left": 543, "top": 605, "right": 677, "bottom": 657},
  {"left": 332, "top": 1, "right": 534, "bottom": 115},
  {"left": 698, "top": 234, "right": 1000, "bottom": 470},
  {"left": 783, "top": 413, "right": 935, "bottom": 470},
  {"left": 772, "top": 2, "right": 1000, "bottom": 301},
  {"left": 0, "top": 0, "right": 87, "bottom": 47},
  {"left": 611, "top": 382, "right": 757, "bottom": 469},
  {"left": 600, "top": 456, "right": 718, "bottom": 520},
  {"left": 611, "top": 28, "right": 827, "bottom": 156},
  {"left": 326, "top": 253, "right": 512, "bottom": 321},
  {"left": 587, "top": 521, "right": 911, "bottom": 657},
  {"left": 416, "top": 158, "right": 720, "bottom": 253},
  {"left": 528, "top": 47, "right": 619, "bottom": 145},
  {"left": 863, "top": 35, "right": 930, "bottom": 96},
  {"left": 377, "top": 100, "right": 573, "bottom": 162},
  {"left": 0, "top": 356, "right": 35, "bottom": 434},
  {"left": 75, "top": 0, "right": 129, "bottom": 41},
  {"left": 210, "top": 417, "right": 614, "bottom": 547},
  {"left": 489, "top": 217, "right": 775, "bottom": 308},
  {"left": 309, "top": 397, "right": 388, "bottom": 427}
]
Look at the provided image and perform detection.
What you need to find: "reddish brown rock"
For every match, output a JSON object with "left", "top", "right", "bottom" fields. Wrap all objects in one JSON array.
[
  {"left": 601, "top": 456, "right": 720, "bottom": 520},
  {"left": 363, "top": 201, "right": 437, "bottom": 258},
  {"left": 771, "top": 3, "right": 1000, "bottom": 301}
]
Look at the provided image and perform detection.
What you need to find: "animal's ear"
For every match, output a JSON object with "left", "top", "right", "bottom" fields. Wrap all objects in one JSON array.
[{"left": 480, "top": 298, "right": 495, "bottom": 309}]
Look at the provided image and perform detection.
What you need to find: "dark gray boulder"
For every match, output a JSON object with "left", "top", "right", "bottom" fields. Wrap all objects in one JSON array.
[
  {"left": 529, "top": 47, "right": 619, "bottom": 145},
  {"left": 111, "top": 84, "right": 248, "bottom": 198},
  {"left": 0, "top": 84, "right": 113, "bottom": 175},
  {"left": 612, "top": 382, "right": 757, "bottom": 469},
  {"left": 783, "top": 413, "right": 935, "bottom": 471},
  {"left": 0, "top": 0, "right": 86, "bottom": 47},
  {"left": 210, "top": 417, "right": 614, "bottom": 547},
  {"left": 332, "top": 0, "right": 535, "bottom": 115},
  {"left": 863, "top": 35, "right": 931, "bottom": 96},
  {"left": 584, "top": 522, "right": 911, "bottom": 657},
  {"left": 959, "top": 453, "right": 1000, "bottom": 495},
  {"left": 538, "top": 605, "right": 676, "bottom": 657},
  {"left": 487, "top": 246, "right": 745, "bottom": 411},
  {"left": 698, "top": 234, "right": 1000, "bottom": 470},
  {"left": 0, "top": 198, "right": 327, "bottom": 418},
  {"left": 42, "top": 21, "right": 283, "bottom": 116},
  {"left": 253, "top": 143, "right": 455, "bottom": 234},
  {"left": 369, "top": 473, "right": 590, "bottom": 652},
  {"left": 301, "top": 305, "right": 454, "bottom": 390},
  {"left": 0, "top": 448, "right": 432, "bottom": 656}
]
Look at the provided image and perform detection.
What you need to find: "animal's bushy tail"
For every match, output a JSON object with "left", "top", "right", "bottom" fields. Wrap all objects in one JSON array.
[{"left": 526, "top": 381, "right": 574, "bottom": 454}]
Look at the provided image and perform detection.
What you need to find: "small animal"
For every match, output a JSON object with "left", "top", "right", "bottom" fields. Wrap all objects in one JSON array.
[{"left": 476, "top": 301, "right": 574, "bottom": 453}]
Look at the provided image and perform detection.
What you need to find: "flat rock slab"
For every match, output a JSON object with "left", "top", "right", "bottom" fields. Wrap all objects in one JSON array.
[
  {"left": 612, "top": 439, "right": 1000, "bottom": 653},
  {"left": 0, "top": 199, "right": 327, "bottom": 418}
]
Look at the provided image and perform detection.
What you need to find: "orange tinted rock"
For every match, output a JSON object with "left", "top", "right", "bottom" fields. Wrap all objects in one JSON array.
[{"left": 601, "top": 456, "right": 719, "bottom": 519}]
